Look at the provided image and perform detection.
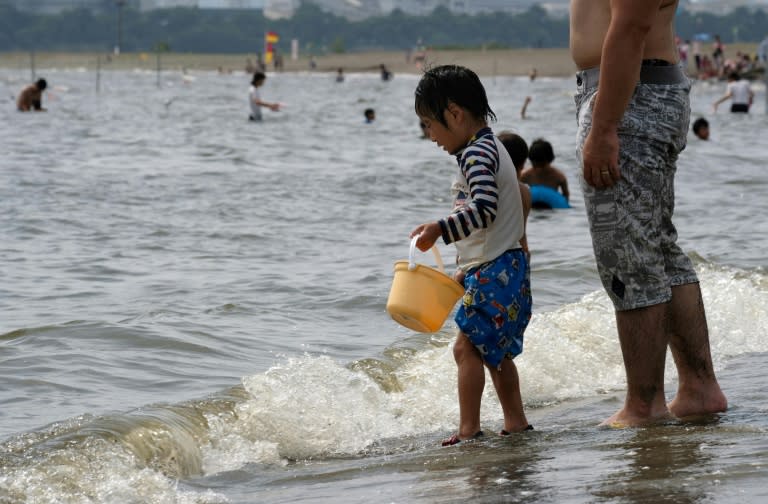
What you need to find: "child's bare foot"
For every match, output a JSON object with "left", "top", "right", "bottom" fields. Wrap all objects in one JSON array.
[
  {"left": 441, "top": 431, "right": 483, "bottom": 446},
  {"left": 499, "top": 425, "right": 534, "bottom": 436}
]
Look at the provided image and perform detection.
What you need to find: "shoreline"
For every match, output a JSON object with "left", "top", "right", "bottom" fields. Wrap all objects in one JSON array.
[
  {"left": 0, "top": 48, "right": 577, "bottom": 77},
  {"left": 0, "top": 44, "right": 759, "bottom": 78}
]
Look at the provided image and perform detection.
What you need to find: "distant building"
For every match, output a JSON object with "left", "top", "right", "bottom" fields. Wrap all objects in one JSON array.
[
  {"left": 257, "top": 0, "right": 541, "bottom": 18},
  {"left": 263, "top": 0, "right": 296, "bottom": 19},
  {"left": 8, "top": 0, "right": 134, "bottom": 14},
  {"left": 139, "top": 0, "right": 196, "bottom": 10},
  {"left": 141, "top": 0, "right": 264, "bottom": 9},
  {"left": 447, "top": 0, "right": 543, "bottom": 15},
  {"left": 198, "top": 0, "right": 265, "bottom": 7},
  {"left": 385, "top": 0, "right": 442, "bottom": 16},
  {"left": 8, "top": 0, "right": 768, "bottom": 16},
  {"left": 312, "top": 0, "right": 382, "bottom": 20},
  {"left": 263, "top": 0, "right": 549, "bottom": 19},
  {"left": 682, "top": 0, "right": 768, "bottom": 15}
]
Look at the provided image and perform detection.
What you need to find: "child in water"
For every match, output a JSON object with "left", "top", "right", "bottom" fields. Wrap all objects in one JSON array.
[
  {"left": 248, "top": 71, "right": 280, "bottom": 121},
  {"left": 520, "top": 138, "right": 569, "bottom": 203},
  {"left": 692, "top": 117, "right": 710, "bottom": 140},
  {"left": 410, "top": 65, "right": 533, "bottom": 445},
  {"left": 16, "top": 78, "right": 48, "bottom": 112},
  {"left": 497, "top": 131, "right": 532, "bottom": 255}
]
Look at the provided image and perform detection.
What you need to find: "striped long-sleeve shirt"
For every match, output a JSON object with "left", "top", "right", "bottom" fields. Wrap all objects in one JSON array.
[
  {"left": 439, "top": 127, "right": 500, "bottom": 244},
  {"left": 439, "top": 127, "right": 524, "bottom": 270}
]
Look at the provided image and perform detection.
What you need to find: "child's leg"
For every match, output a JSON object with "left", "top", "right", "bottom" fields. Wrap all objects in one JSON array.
[
  {"left": 453, "top": 331, "right": 485, "bottom": 439},
  {"left": 488, "top": 358, "right": 529, "bottom": 433}
]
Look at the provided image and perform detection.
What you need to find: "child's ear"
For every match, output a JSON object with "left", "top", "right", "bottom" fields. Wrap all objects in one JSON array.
[{"left": 445, "top": 102, "right": 463, "bottom": 125}]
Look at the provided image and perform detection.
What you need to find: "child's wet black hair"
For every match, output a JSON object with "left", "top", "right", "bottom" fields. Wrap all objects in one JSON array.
[
  {"left": 251, "top": 71, "right": 266, "bottom": 85},
  {"left": 528, "top": 138, "right": 555, "bottom": 165},
  {"left": 414, "top": 65, "right": 496, "bottom": 127},
  {"left": 497, "top": 131, "right": 529, "bottom": 171},
  {"left": 692, "top": 117, "right": 709, "bottom": 134}
]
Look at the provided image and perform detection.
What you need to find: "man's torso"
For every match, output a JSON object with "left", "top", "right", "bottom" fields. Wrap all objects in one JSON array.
[{"left": 569, "top": 0, "right": 680, "bottom": 69}]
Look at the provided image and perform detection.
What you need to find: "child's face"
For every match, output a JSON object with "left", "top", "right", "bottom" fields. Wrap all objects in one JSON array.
[{"left": 418, "top": 108, "right": 467, "bottom": 155}]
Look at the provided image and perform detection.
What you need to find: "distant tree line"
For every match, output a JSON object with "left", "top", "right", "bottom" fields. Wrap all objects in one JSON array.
[{"left": 0, "top": 2, "right": 766, "bottom": 54}]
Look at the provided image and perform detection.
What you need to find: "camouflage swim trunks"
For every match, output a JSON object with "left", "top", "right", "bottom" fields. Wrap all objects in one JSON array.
[{"left": 574, "top": 64, "right": 699, "bottom": 311}]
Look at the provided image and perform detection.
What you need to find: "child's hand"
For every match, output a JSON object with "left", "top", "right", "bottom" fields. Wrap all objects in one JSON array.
[
  {"left": 409, "top": 222, "right": 441, "bottom": 251},
  {"left": 453, "top": 269, "right": 466, "bottom": 285}
]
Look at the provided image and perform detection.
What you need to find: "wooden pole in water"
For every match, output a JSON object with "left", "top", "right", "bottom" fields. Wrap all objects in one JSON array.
[
  {"left": 96, "top": 55, "right": 101, "bottom": 93},
  {"left": 29, "top": 51, "right": 35, "bottom": 81},
  {"left": 156, "top": 52, "right": 161, "bottom": 88}
]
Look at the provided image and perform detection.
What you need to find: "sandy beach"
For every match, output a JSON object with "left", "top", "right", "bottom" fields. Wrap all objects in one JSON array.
[{"left": 0, "top": 43, "right": 761, "bottom": 77}]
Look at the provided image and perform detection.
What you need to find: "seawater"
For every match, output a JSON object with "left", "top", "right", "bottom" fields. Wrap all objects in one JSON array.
[{"left": 0, "top": 67, "right": 767, "bottom": 503}]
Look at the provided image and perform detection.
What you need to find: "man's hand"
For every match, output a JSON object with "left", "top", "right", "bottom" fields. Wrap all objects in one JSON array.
[{"left": 582, "top": 126, "right": 621, "bottom": 188}]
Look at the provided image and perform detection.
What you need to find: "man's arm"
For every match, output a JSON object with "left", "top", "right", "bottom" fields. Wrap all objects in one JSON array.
[{"left": 582, "top": 0, "right": 665, "bottom": 188}]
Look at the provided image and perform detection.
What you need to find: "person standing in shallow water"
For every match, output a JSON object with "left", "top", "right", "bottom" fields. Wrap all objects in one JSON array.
[
  {"left": 712, "top": 72, "right": 754, "bottom": 114},
  {"left": 248, "top": 71, "right": 280, "bottom": 121},
  {"left": 411, "top": 65, "right": 533, "bottom": 445},
  {"left": 380, "top": 64, "right": 392, "bottom": 81},
  {"left": 570, "top": 0, "right": 727, "bottom": 427},
  {"left": 17, "top": 78, "right": 48, "bottom": 112}
]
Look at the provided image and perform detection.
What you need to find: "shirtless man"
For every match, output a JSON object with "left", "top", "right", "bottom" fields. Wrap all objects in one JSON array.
[
  {"left": 570, "top": 0, "right": 727, "bottom": 427},
  {"left": 17, "top": 78, "right": 47, "bottom": 112}
]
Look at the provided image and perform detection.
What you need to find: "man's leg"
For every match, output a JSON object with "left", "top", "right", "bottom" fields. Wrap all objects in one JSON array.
[
  {"left": 453, "top": 332, "right": 485, "bottom": 439},
  {"left": 667, "top": 282, "right": 727, "bottom": 418},
  {"left": 602, "top": 303, "right": 674, "bottom": 427}
]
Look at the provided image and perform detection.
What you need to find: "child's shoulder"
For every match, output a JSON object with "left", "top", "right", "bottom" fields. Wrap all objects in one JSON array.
[
  {"left": 462, "top": 136, "right": 501, "bottom": 167},
  {"left": 467, "top": 129, "right": 499, "bottom": 152}
]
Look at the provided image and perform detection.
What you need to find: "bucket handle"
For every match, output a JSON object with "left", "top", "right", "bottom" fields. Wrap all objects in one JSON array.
[{"left": 408, "top": 235, "right": 446, "bottom": 273}]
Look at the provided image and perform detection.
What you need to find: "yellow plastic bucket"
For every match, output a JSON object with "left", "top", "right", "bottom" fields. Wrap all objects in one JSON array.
[{"left": 386, "top": 237, "right": 465, "bottom": 333}]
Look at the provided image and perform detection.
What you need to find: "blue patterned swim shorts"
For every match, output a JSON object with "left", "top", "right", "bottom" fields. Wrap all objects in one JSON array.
[{"left": 455, "top": 249, "right": 532, "bottom": 369}]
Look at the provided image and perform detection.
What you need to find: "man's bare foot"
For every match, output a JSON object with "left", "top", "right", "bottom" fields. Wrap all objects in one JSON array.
[
  {"left": 668, "top": 387, "right": 727, "bottom": 419},
  {"left": 599, "top": 407, "right": 675, "bottom": 428}
]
